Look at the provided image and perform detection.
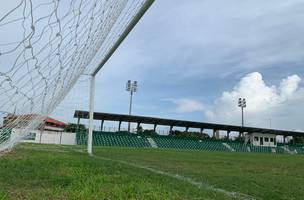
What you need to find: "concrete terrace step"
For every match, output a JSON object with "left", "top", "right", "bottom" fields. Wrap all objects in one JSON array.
[
  {"left": 147, "top": 137, "right": 158, "bottom": 148},
  {"left": 223, "top": 143, "right": 235, "bottom": 152},
  {"left": 281, "top": 146, "right": 297, "bottom": 155}
]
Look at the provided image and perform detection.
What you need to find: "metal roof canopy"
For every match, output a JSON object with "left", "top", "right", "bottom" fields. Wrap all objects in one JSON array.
[{"left": 74, "top": 110, "right": 304, "bottom": 137}]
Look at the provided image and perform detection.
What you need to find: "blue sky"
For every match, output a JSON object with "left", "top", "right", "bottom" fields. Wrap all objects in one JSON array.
[{"left": 55, "top": 0, "right": 304, "bottom": 131}]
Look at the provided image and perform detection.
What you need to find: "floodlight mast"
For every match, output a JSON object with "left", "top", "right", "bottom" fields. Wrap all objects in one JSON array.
[
  {"left": 126, "top": 80, "right": 138, "bottom": 132},
  {"left": 238, "top": 98, "right": 246, "bottom": 127},
  {"left": 87, "top": 0, "right": 155, "bottom": 155}
]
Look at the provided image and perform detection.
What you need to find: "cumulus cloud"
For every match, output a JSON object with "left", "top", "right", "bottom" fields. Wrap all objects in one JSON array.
[
  {"left": 280, "top": 75, "right": 301, "bottom": 98},
  {"left": 169, "top": 99, "right": 205, "bottom": 113},
  {"left": 205, "top": 72, "right": 304, "bottom": 131}
]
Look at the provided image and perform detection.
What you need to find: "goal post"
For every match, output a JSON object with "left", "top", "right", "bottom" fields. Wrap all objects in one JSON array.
[
  {"left": 88, "top": 0, "right": 155, "bottom": 155},
  {"left": 88, "top": 75, "right": 95, "bottom": 155}
]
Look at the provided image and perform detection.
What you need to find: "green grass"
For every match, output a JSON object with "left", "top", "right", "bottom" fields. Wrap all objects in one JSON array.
[{"left": 0, "top": 144, "right": 304, "bottom": 200}]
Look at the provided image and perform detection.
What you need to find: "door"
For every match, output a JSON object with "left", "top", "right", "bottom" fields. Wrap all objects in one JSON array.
[{"left": 260, "top": 137, "right": 263, "bottom": 146}]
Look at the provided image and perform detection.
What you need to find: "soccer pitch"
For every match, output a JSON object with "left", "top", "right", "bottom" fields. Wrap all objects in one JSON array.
[{"left": 0, "top": 144, "right": 303, "bottom": 200}]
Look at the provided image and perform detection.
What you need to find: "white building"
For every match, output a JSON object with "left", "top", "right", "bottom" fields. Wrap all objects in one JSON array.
[
  {"left": 11, "top": 129, "right": 76, "bottom": 145},
  {"left": 247, "top": 133, "right": 277, "bottom": 147}
]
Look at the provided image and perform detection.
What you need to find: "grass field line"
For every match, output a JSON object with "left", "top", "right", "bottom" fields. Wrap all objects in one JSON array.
[
  {"left": 93, "top": 154, "right": 256, "bottom": 200},
  {"left": 67, "top": 147, "right": 256, "bottom": 200}
]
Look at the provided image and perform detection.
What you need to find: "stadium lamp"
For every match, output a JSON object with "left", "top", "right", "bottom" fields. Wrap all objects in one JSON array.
[
  {"left": 126, "top": 80, "right": 138, "bottom": 132},
  {"left": 238, "top": 98, "right": 246, "bottom": 127}
]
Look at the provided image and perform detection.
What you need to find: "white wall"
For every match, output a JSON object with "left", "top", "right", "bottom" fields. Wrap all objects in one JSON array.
[
  {"left": 249, "top": 133, "right": 277, "bottom": 147},
  {"left": 12, "top": 129, "right": 76, "bottom": 145}
]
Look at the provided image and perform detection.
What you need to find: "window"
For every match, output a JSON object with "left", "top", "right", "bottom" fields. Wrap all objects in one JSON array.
[
  {"left": 270, "top": 138, "right": 274, "bottom": 142},
  {"left": 254, "top": 137, "right": 259, "bottom": 141},
  {"left": 264, "top": 137, "right": 269, "bottom": 142}
]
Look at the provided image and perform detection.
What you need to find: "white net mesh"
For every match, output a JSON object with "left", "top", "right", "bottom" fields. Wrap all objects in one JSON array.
[{"left": 0, "top": 0, "right": 152, "bottom": 152}]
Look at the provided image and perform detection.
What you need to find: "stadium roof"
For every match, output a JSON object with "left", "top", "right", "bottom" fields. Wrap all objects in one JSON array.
[{"left": 74, "top": 110, "right": 304, "bottom": 137}]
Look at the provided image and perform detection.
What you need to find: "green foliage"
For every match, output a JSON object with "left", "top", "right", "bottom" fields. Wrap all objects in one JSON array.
[
  {"left": 139, "top": 129, "right": 158, "bottom": 136},
  {"left": 136, "top": 125, "right": 144, "bottom": 133},
  {"left": 294, "top": 136, "right": 304, "bottom": 144},
  {"left": 64, "top": 123, "right": 86, "bottom": 133},
  {"left": 234, "top": 135, "right": 245, "bottom": 142},
  {"left": 218, "top": 135, "right": 230, "bottom": 141},
  {"left": 169, "top": 130, "right": 210, "bottom": 140}
]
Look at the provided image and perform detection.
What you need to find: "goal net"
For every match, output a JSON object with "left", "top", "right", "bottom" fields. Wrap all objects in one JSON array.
[{"left": 0, "top": 0, "right": 153, "bottom": 152}]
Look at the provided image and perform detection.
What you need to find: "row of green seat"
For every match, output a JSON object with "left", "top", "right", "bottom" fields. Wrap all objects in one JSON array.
[
  {"left": 76, "top": 131, "right": 304, "bottom": 155},
  {"left": 226, "top": 142, "right": 300, "bottom": 154},
  {"left": 249, "top": 145, "right": 272, "bottom": 153},
  {"left": 278, "top": 144, "right": 304, "bottom": 154},
  {"left": 77, "top": 131, "right": 150, "bottom": 148},
  {"left": 152, "top": 136, "right": 229, "bottom": 152}
]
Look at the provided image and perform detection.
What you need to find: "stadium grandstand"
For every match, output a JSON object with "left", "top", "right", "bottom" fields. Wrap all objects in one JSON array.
[{"left": 74, "top": 110, "right": 304, "bottom": 155}]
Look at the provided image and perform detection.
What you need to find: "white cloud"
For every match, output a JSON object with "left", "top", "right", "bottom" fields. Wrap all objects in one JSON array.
[
  {"left": 170, "top": 99, "right": 205, "bottom": 113},
  {"left": 280, "top": 75, "right": 301, "bottom": 98},
  {"left": 205, "top": 72, "right": 304, "bottom": 131}
]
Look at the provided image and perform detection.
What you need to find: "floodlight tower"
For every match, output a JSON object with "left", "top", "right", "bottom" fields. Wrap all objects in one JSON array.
[
  {"left": 126, "top": 80, "right": 137, "bottom": 132},
  {"left": 86, "top": 0, "right": 155, "bottom": 155},
  {"left": 238, "top": 98, "right": 246, "bottom": 127}
]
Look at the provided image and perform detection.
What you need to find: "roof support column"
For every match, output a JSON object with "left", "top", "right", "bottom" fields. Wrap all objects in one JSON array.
[
  {"left": 77, "top": 117, "right": 80, "bottom": 132},
  {"left": 153, "top": 124, "right": 157, "bottom": 132},
  {"left": 170, "top": 125, "right": 173, "bottom": 133},
  {"left": 137, "top": 122, "right": 141, "bottom": 133},
  {"left": 118, "top": 121, "right": 122, "bottom": 132},
  {"left": 100, "top": 120, "right": 104, "bottom": 132}
]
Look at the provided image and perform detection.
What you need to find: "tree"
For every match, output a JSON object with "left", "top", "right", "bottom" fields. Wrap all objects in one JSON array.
[
  {"left": 234, "top": 135, "right": 245, "bottom": 142},
  {"left": 293, "top": 136, "right": 304, "bottom": 144},
  {"left": 141, "top": 129, "right": 158, "bottom": 136},
  {"left": 137, "top": 125, "right": 143, "bottom": 133},
  {"left": 64, "top": 123, "right": 86, "bottom": 132},
  {"left": 169, "top": 130, "right": 210, "bottom": 140}
]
